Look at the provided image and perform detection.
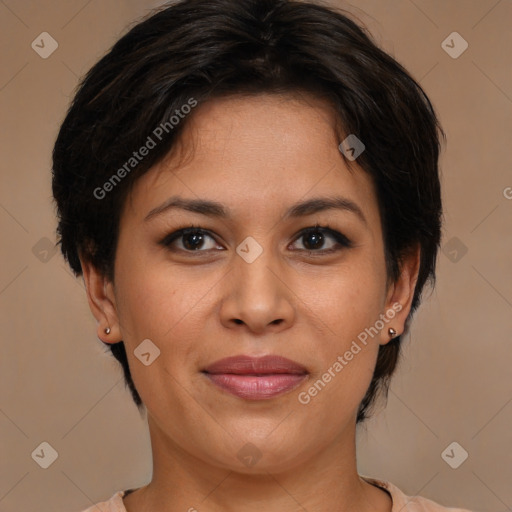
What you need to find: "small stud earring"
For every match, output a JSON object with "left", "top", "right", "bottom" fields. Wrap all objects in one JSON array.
[
  {"left": 388, "top": 327, "right": 397, "bottom": 338},
  {"left": 104, "top": 327, "right": 111, "bottom": 335}
]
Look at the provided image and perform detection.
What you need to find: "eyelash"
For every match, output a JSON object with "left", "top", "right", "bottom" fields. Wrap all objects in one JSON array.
[{"left": 159, "top": 223, "right": 353, "bottom": 256}]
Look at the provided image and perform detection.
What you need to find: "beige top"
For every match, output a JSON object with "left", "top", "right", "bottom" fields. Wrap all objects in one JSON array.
[{"left": 78, "top": 475, "right": 475, "bottom": 511}]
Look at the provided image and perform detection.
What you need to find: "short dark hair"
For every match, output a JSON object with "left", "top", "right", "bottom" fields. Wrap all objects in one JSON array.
[{"left": 52, "top": 0, "right": 445, "bottom": 423}]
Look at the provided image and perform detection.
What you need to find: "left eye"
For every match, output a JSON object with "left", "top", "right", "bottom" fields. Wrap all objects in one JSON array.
[{"left": 290, "top": 225, "right": 352, "bottom": 253}]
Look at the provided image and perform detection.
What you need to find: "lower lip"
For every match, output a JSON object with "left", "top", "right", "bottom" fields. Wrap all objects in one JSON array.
[{"left": 204, "top": 373, "right": 308, "bottom": 400}]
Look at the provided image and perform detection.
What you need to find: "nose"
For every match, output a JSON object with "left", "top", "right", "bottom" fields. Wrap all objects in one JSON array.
[{"left": 219, "top": 245, "right": 295, "bottom": 334}]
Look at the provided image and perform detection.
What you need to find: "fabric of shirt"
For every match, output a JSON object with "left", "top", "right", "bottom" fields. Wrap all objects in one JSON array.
[{"left": 77, "top": 475, "right": 475, "bottom": 511}]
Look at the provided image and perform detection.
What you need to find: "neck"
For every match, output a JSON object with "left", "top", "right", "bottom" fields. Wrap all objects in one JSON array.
[{"left": 122, "top": 415, "right": 392, "bottom": 512}]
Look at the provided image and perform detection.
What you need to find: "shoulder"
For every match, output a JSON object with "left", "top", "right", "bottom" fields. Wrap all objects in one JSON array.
[
  {"left": 360, "top": 475, "right": 476, "bottom": 512},
  {"left": 77, "top": 490, "right": 127, "bottom": 512}
]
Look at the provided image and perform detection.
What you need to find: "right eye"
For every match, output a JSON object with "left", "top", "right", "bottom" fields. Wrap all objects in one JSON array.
[{"left": 159, "top": 226, "right": 224, "bottom": 253}]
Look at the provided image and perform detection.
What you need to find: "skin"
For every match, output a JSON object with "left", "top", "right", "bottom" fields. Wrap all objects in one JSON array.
[{"left": 81, "top": 92, "right": 420, "bottom": 512}]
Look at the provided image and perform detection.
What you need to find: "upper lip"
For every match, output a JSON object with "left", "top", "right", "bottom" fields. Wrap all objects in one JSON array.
[{"left": 203, "top": 355, "right": 308, "bottom": 375}]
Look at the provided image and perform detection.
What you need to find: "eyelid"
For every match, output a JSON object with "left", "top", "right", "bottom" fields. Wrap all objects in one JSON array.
[
  {"left": 292, "top": 223, "right": 353, "bottom": 249},
  {"left": 159, "top": 223, "right": 353, "bottom": 253},
  {"left": 159, "top": 225, "right": 220, "bottom": 249}
]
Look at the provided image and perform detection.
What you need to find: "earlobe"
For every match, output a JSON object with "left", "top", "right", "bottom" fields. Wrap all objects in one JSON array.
[
  {"left": 381, "top": 244, "right": 421, "bottom": 344},
  {"left": 80, "top": 256, "right": 120, "bottom": 344}
]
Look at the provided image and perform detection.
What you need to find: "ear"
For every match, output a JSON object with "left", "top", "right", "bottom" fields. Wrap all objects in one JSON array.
[
  {"left": 380, "top": 244, "right": 421, "bottom": 345},
  {"left": 80, "top": 256, "right": 121, "bottom": 344}
]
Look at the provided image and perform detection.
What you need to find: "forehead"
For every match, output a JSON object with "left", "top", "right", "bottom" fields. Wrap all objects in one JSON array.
[{"left": 124, "top": 93, "right": 380, "bottom": 228}]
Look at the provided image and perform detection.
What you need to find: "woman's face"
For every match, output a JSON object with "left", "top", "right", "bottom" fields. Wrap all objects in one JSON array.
[{"left": 92, "top": 93, "right": 416, "bottom": 473}]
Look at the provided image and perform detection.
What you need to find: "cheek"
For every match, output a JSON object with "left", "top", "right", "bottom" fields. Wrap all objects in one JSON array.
[
  {"left": 112, "top": 256, "right": 208, "bottom": 408},
  {"left": 299, "top": 256, "right": 386, "bottom": 399},
  {"left": 308, "top": 256, "right": 387, "bottom": 342},
  {"left": 113, "top": 246, "right": 227, "bottom": 394},
  {"left": 115, "top": 258, "right": 204, "bottom": 344}
]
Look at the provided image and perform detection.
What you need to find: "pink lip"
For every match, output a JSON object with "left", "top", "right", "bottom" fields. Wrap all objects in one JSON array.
[{"left": 202, "top": 355, "right": 308, "bottom": 400}]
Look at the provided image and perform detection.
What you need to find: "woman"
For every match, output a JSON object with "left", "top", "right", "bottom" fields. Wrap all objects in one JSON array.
[{"left": 52, "top": 0, "right": 473, "bottom": 510}]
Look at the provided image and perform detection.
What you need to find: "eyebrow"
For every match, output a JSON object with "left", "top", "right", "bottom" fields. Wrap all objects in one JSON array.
[{"left": 144, "top": 195, "right": 367, "bottom": 225}]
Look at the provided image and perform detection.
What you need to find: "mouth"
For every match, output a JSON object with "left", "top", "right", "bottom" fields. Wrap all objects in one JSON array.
[{"left": 202, "top": 355, "right": 308, "bottom": 400}]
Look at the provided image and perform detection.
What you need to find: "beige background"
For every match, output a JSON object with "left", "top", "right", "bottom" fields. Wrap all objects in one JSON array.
[{"left": 1, "top": 1, "right": 511, "bottom": 511}]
